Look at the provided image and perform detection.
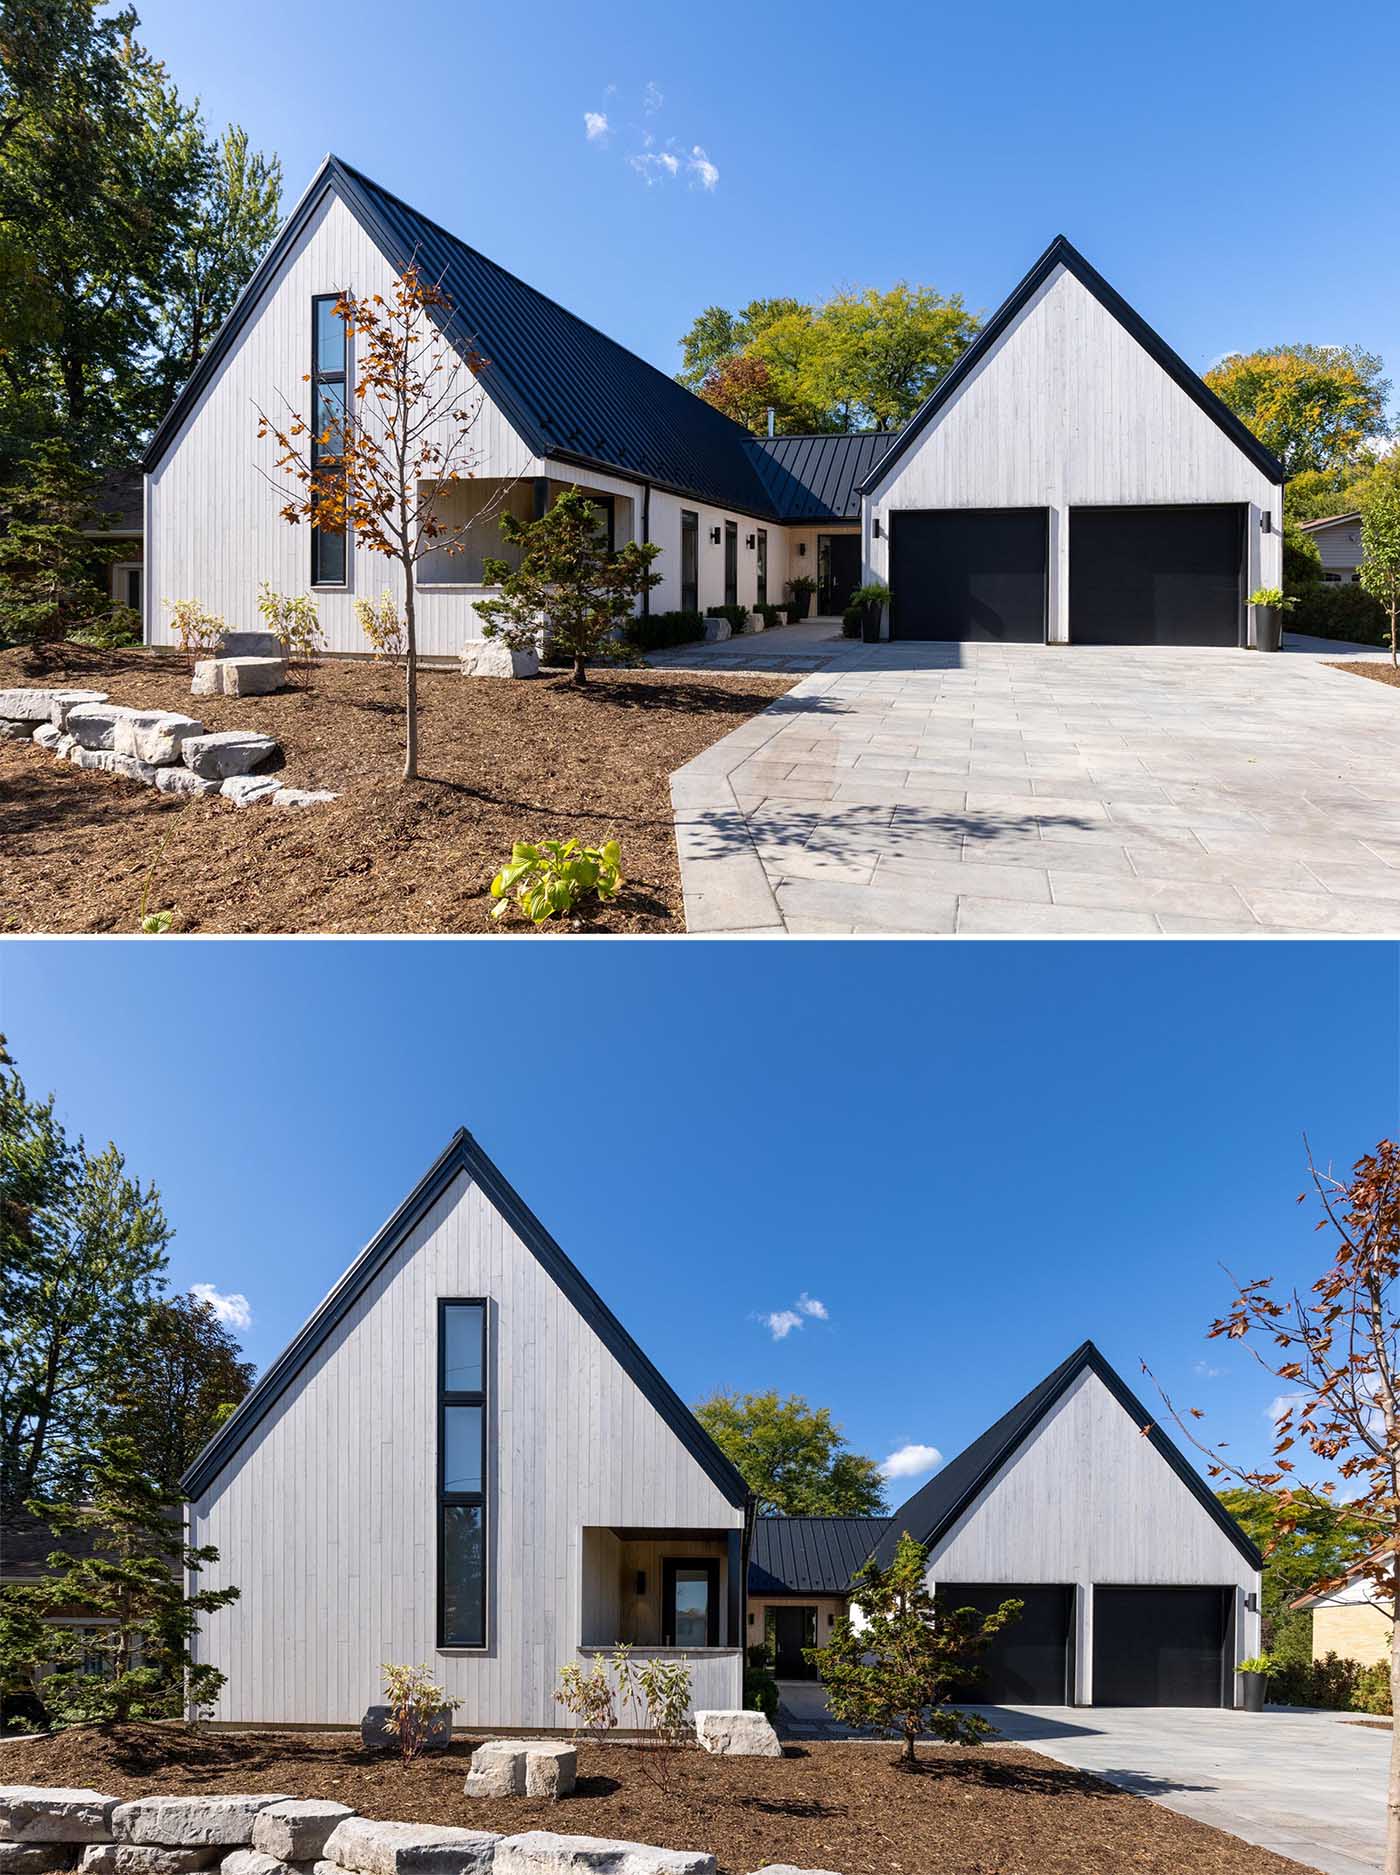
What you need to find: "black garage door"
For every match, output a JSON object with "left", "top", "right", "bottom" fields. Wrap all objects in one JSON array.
[
  {"left": 1070, "top": 505, "right": 1245, "bottom": 647},
  {"left": 1093, "top": 1587, "right": 1229, "bottom": 1706},
  {"left": 889, "top": 509, "right": 1047, "bottom": 642},
  {"left": 938, "top": 1583, "right": 1072, "bottom": 1704}
]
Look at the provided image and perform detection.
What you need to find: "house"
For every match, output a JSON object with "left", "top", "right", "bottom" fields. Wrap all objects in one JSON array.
[
  {"left": 747, "top": 1342, "right": 1263, "bottom": 1708},
  {"left": 179, "top": 1131, "right": 751, "bottom": 1729},
  {"left": 1298, "top": 511, "right": 1365, "bottom": 585},
  {"left": 1291, "top": 1563, "right": 1391, "bottom": 1668},
  {"left": 143, "top": 155, "right": 1283, "bottom": 657}
]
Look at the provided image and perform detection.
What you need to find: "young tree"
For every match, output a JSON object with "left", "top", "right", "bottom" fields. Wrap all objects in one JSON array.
[
  {"left": 1204, "top": 346, "right": 1391, "bottom": 478},
  {"left": 1151, "top": 1140, "right": 1400, "bottom": 1874},
  {"left": 812, "top": 1532, "right": 1021, "bottom": 1765},
  {"left": 1360, "top": 480, "right": 1400, "bottom": 667},
  {"left": 476, "top": 486, "right": 661, "bottom": 686},
  {"left": 257, "top": 265, "right": 495, "bottom": 779},
  {"left": 693, "top": 1389, "right": 887, "bottom": 1517},
  {"left": 109, "top": 1293, "right": 254, "bottom": 1497}
]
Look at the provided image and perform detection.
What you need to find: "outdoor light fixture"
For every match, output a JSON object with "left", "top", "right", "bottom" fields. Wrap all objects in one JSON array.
[
  {"left": 1260, "top": 511, "right": 1272, "bottom": 533},
  {"left": 1246, "top": 1591, "right": 1258, "bottom": 1613},
  {"left": 709, "top": 526, "right": 721, "bottom": 545},
  {"left": 746, "top": 533, "right": 755, "bottom": 549},
  {"left": 798, "top": 542, "right": 807, "bottom": 557},
  {"left": 872, "top": 517, "right": 882, "bottom": 538},
  {"left": 635, "top": 1571, "right": 647, "bottom": 1597}
]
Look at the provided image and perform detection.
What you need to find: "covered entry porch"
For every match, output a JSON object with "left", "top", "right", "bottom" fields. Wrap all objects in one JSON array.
[{"left": 580, "top": 1525, "right": 744, "bottom": 1713}]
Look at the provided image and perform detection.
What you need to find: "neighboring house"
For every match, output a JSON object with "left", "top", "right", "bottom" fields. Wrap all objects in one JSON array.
[
  {"left": 144, "top": 155, "right": 1283, "bottom": 656},
  {"left": 84, "top": 468, "right": 144, "bottom": 613},
  {"left": 747, "top": 1341, "right": 1263, "bottom": 1709},
  {"left": 1291, "top": 1563, "right": 1392, "bottom": 1667},
  {"left": 180, "top": 1131, "right": 751, "bottom": 1729},
  {"left": 0, "top": 1511, "right": 116, "bottom": 1717},
  {"left": 1298, "top": 511, "right": 1364, "bottom": 585}
]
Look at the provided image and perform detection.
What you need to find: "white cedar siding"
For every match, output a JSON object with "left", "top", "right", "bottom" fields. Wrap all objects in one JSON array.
[
  {"left": 187, "top": 1169, "right": 742, "bottom": 1728},
  {"left": 921, "top": 1366, "right": 1261, "bottom": 1703},
  {"left": 146, "top": 190, "right": 539, "bottom": 659},
  {"left": 861, "top": 263, "right": 1283, "bottom": 643}
]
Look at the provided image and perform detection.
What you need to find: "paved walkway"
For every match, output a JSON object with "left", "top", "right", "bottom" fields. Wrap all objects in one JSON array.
[{"left": 665, "top": 634, "right": 1400, "bottom": 935}]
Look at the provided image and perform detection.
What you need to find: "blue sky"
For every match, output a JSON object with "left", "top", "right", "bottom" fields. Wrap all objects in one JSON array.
[
  {"left": 128, "top": 0, "right": 1400, "bottom": 422},
  {"left": 3, "top": 939, "right": 1397, "bottom": 1503}
]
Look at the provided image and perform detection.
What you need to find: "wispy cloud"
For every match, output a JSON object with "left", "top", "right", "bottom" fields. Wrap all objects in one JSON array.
[
  {"left": 764, "top": 1309, "right": 803, "bottom": 1341},
  {"left": 643, "top": 80, "right": 664, "bottom": 114},
  {"left": 191, "top": 1282, "right": 252, "bottom": 1332},
  {"left": 797, "top": 1293, "right": 828, "bottom": 1320},
  {"left": 584, "top": 111, "right": 610, "bottom": 143},
  {"left": 628, "top": 150, "right": 680, "bottom": 184},
  {"left": 1193, "top": 1359, "right": 1225, "bottom": 1379},
  {"left": 881, "top": 1442, "right": 942, "bottom": 1480},
  {"left": 687, "top": 145, "right": 720, "bottom": 191},
  {"left": 1268, "top": 1391, "right": 1308, "bottom": 1423}
]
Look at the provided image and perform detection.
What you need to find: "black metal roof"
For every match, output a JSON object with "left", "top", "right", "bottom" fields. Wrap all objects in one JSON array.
[
  {"left": 747, "top": 432, "right": 899, "bottom": 522},
  {"left": 877, "top": 1340, "right": 1262, "bottom": 1571},
  {"left": 748, "top": 1516, "right": 891, "bottom": 1595},
  {"left": 859, "top": 235, "right": 1286, "bottom": 495},
  {"left": 180, "top": 1130, "right": 750, "bottom": 1510}
]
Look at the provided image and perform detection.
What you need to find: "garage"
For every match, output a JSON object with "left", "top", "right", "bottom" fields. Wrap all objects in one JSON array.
[
  {"left": 1092, "top": 1586, "right": 1230, "bottom": 1706},
  {"left": 888, "top": 509, "right": 1047, "bottom": 642},
  {"left": 1069, "top": 505, "right": 1246, "bottom": 647},
  {"left": 937, "top": 1582, "right": 1072, "bottom": 1704}
]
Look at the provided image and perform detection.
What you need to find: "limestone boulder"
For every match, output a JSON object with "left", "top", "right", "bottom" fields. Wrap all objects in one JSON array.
[
  {"left": 69, "top": 748, "right": 158, "bottom": 786},
  {"left": 221, "top": 1852, "right": 301, "bottom": 1875},
  {"left": 66, "top": 704, "right": 135, "bottom": 752},
  {"left": 0, "top": 688, "right": 105, "bottom": 725},
  {"left": 495, "top": 1835, "right": 715, "bottom": 1875},
  {"left": 81, "top": 1848, "right": 221, "bottom": 1875},
  {"left": 49, "top": 691, "right": 111, "bottom": 729},
  {"left": 459, "top": 642, "right": 539, "bottom": 680},
  {"left": 111, "top": 1799, "right": 292, "bottom": 1850},
  {"left": 319, "top": 1818, "right": 496, "bottom": 1875},
  {"left": 0, "top": 719, "right": 31, "bottom": 741},
  {"left": 219, "top": 775, "right": 281, "bottom": 806},
  {"left": 462, "top": 1742, "right": 524, "bottom": 1800},
  {"left": 218, "top": 631, "right": 285, "bottom": 661},
  {"left": 523, "top": 1747, "right": 575, "bottom": 1802},
  {"left": 181, "top": 730, "right": 279, "bottom": 780},
  {"left": 693, "top": 1711, "right": 781, "bottom": 1759},
  {"left": 32, "top": 723, "right": 64, "bottom": 750},
  {"left": 192, "top": 660, "right": 286, "bottom": 699},
  {"left": 0, "top": 1848, "right": 78, "bottom": 1874},
  {"left": 155, "top": 767, "right": 221, "bottom": 799},
  {"left": 251, "top": 1808, "right": 353, "bottom": 1865},
  {"left": 701, "top": 618, "right": 731, "bottom": 643},
  {"left": 272, "top": 788, "right": 337, "bottom": 809},
  {"left": 112, "top": 710, "right": 206, "bottom": 766},
  {"left": 0, "top": 1791, "right": 118, "bottom": 1845},
  {"left": 358, "top": 1707, "right": 452, "bottom": 1755}
]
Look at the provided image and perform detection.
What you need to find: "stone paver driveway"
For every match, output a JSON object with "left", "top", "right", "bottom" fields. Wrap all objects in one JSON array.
[{"left": 667, "top": 636, "right": 1400, "bottom": 935}]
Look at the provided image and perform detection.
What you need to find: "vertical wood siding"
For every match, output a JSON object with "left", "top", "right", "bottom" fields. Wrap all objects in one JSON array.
[{"left": 189, "top": 1170, "right": 742, "bottom": 1727}]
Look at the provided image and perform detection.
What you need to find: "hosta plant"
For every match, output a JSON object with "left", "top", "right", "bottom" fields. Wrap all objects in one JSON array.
[{"left": 491, "top": 838, "right": 622, "bottom": 924}]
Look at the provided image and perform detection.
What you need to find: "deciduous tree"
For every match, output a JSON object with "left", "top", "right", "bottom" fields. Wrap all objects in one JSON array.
[
  {"left": 1360, "top": 480, "right": 1400, "bottom": 667},
  {"left": 1205, "top": 346, "right": 1391, "bottom": 479},
  {"left": 110, "top": 1292, "right": 254, "bottom": 1497},
  {"left": 694, "top": 1389, "right": 887, "bottom": 1517}
]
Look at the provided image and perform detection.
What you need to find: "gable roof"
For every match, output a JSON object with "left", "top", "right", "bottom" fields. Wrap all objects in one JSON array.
[
  {"left": 876, "top": 1339, "right": 1262, "bottom": 1571},
  {"left": 748, "top": 1516, "right": 891, "bottom": 1596},
  {"left": 180, "top": 1130, "right": 750, "bottom": 1509},
  {"left": 747, "top": 432, "right": 900, "bottom": 522},
  {"left": 859, "top": 235, "right": 1286, "bottom": 495},
  {"left": 1298, "top": 510, "right": 1362, "bottom": 533}
]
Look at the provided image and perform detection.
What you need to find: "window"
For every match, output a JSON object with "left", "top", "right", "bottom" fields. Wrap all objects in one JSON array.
[
  {"left": 723, "top": 521, "right": 738, "bottom": 607},
  {"left": 1323, "top": 572, "right": 1342, "bottom": 583},
  {"left": 756, "top": 529, "right": 768, "bottom": 607},
  {"left": 680, "top": 510, "right": 699, "bottom": 613},
  {"left": 586, "top": 495, "right": 615, "bottom": 554},
  {"left": 111, "top": 563, "right": 142, "bottom": 612},
  {"left": 662, "top": 1558, "right": 719, "bottom": 1647},
  {"left": 311, "top": 294, "right": 348, "bottom": 586},
  {"left": 439, "top": 1300, "right": 487, "bottom": 1648}
]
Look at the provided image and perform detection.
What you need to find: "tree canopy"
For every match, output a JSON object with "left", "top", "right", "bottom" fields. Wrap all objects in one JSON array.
[
  {"left": 1205, "top": 345, "right": 1391, "bottom": 481},
  {"left": 693, "top": 1388, "right": 887, "bottom": 1517},
  {"left": 1218, "top": 1487, "right": 1369, "bottom": 1666}
]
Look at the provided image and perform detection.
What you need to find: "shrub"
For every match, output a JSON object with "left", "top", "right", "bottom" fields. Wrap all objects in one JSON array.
[
  {"left": 783, "top": 600, "right": 802, "bottom": 623},
  {"left": 70, "top": 605, "right": 142, "bottom": 650},
  {"left": 555, "top": 1656, "right": 618, "bottom": 1744},
  {"left": 556, "top": 1645, "right": 694, "bottom": 1791},
  {"left": 1283, "top": 523, "right": 1322, "bottom": 590},
  {"left": 257, "top": 584, "right": 324, "bottom": 669},
  {"left": 841, "top": 605, "right": 862, "bottom": 638},
  {"left": 355, "top": 591, "right": 405, "bottom": 664},
  {"left": 712, "top": 603, "right": 748, "bottom": 633},
  {"left": 624, "top": 610, "right": 705, "bottom": 652},
  {"left": 490, "top": 838, "right": 623, "bottom": 924},
  {"left": 1269, "top": 1649, "right": 1391, "bottom": 1714},
  {"left": 1289, "top": 582, "right": 1388, "bottom": 646},
  {"left": 755, "top": 603, "right": 783, "bottom": 629},
  {"left": 744, "top": 1663, "right": 779, "bottom": 1722},
  {"left": 164, "top": 598, "right": 225, "bottom": 671},
  {"left": 379, "top": 1662, "right": 460, "bottom": 1765}
]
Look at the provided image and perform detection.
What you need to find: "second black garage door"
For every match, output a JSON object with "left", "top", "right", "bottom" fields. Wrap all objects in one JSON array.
[
  {"left": 1070, "top": 505, "right": 1246, "bottom": 647},
  {"left": 937, "top": 1583, "right": 1072, "bottom": 1703},
  {"left": 1093, "top": 1587, "right": 1229, "bottom": 1706},
  {"left": 889, "top": 509, "right": 1047, "bottom": 642}
]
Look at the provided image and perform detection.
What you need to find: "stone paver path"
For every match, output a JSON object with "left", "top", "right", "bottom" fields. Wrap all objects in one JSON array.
[{"left": 666, "top": 637, "right": 1400, "bottom": 935}]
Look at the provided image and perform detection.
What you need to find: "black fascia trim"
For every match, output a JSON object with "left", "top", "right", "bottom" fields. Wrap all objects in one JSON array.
[
  {"left": 882, "top": 1340, "right": 1262, "bottom": 1573},
  {"left": 181, "top": 1129, "right": 750, "bottom": 1511},
  {"left": 857, "top": 236, "right": 1285, "bottom": 497}
]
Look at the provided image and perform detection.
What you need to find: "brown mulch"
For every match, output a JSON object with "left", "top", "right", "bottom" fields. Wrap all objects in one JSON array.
[
  {"left": 0, "top": 1724, "right": 1316, "bottom": 1875},
  {"left": 1329, "top": 659, "right": 1400, "bottom": 689},
  {"left": 0, "top": 645, "right": 794, "bottom": 934}
]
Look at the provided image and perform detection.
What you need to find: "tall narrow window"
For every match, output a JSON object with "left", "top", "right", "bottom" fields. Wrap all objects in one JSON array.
[
  {"left": 680, "top": 510, "right": 699, "bottom": 614},
  {"left": 756, "top": 530, "right": 768, "bottom": 607},
  {"left": 311, "top": 295, "right": 347, "bottom": 586},
  {"left": 723, "top": 520, "right": 738, "bottom": 607},
  {"left": 438, "top": 1300, "right": 487, "bottom": 1648}
]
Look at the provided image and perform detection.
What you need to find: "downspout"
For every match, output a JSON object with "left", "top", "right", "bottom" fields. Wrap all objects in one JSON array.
[{"left": 641, "top": 481, "right": 651, "bottom": 618}]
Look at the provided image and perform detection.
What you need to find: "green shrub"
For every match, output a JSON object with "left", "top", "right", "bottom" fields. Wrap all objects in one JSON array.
[
  {"left": 755, "top": 604, "right": 783, "bottom": 629},
  {"left": 783, "top": 600, "right": 802, "bottom": 624},
  {"left": 1269, "top": 1650, "right": 1391, "bottom": 1714},
  {"left": 712, "top": 603, "right": 748, "bottom": 633},
  {"left": 744, "top": 1664, "right": 779, "bottom": 1722},
  {"left": 1289, "top": 582, "right": 1388, "bottom": 646},
  {"left": 1283, "top": 523, "right": 1322, "bottom": 590},
  {"left": 623, "top": 611, "right": 705, "bottom": 652},
  {"left": 490, "top": 838, "right": 623, "bottom": 924},
  {"left": 841, "top": 604, "right": 862, "bottom": 638},
  {"left": 69, "top": 604, "right": 142, "bottom": 650}
]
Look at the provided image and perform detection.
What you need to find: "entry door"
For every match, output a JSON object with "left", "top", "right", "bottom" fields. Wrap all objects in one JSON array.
[
  {"left": 818, "top": 535, "right": 861, "bottom": 614},
  {"left": 937, "top": 1583, "right": 1073, "bottom": 1704},
  {"left": 771, "top": 1605, "right": 817, "bottom": 1679},
  {"left": 724, "top": 521, "right": 738, "bottom": 606},
  {"left": 1069, "top": 506, "right": 1246, "bottom": 646},
  {"left": 1092, "top": 1586, "right": 1229, "bottom": 1706},
  {"left": 663, "top": 1559, "right": 720, "bottom": 1647},
  {"left": 888, "top": 509, "right": 1047, "bottom": 641}
]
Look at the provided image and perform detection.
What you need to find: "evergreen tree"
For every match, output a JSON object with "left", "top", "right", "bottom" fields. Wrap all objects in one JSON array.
[
  {"left": 0, "top": 440, "right": 114, "bottom": 644},
  {"left": 110, "top": 1293, "right": 254, "bottom": 1497}
]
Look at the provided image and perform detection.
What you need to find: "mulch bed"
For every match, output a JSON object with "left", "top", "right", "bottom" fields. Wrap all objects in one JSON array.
[
  {"left": 1329, "top": 659, "right": 1400, "bottom": 689},
  {"left": 0, "top": 645, "right": 793, "bottom": 934},
  {"left": 0, "top": 1723, "right": 1316, "bottom": 1875}
]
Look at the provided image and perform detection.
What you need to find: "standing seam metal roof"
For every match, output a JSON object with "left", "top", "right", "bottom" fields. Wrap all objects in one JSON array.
[
  {"left": 748, "top": 1516, "right": 891, "bottom": 1595},
  {"left": 746, "top": 432, "right": 900, "bottom": 522}
]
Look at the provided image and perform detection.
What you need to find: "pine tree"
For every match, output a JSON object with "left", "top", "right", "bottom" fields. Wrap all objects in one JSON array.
[{"left": 0, "top": 440, "right": 113, "bottom": 645}]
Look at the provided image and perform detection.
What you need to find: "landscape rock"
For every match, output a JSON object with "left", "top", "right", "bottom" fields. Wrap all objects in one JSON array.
[
  {"left": 220, "top": 775, "right": 281, "bottom": 806},
  {"left": 701, "top": 618, "right": 731, "bottom": 643},
  {"left": 82, "top": 1848, "right": 221, "bottom": 1875},
  {"left": 111, "top": 1799, "right": 292, "bottom": 1851},
  {"left": 693, "top": 1711, "right": 782, "bottom": 1759},
  {"left": 181, "top": 730, "right": 279, "bottom": 780},
  {"left": 0, "top": 688, "right": 106, "bottom": 725},
  {"left": 112, "top": 709, "right": 206, "bottom": 766},
  {"left": 68, "top": 748, "right": 158, "bottom": 786},
  {"left": 459, "top": 642, "right": 539, "bottom": 680},
  {"left": 358, "top": 1707, "right": 452, "bottom": 1755},
  {"left": 32, "top": 723, "right": 64, "bottom": 750},
  {"left": 218, "top": 631, "right": 286, "bottom": 661},
  {"left": 192, "top": 659, "right": 286, "bottom": 699},
  {"left": 0, "top": 1849, "right": 79, "bottom": 1874},
  {"left": 0, "top": 719, "right": 31, "bottom": 741},
  {"left": 252, "top": 1808, "right": 354, "bottom": 1865},
  {"left": 746, "top": 615, "right": 766, "bottom": 632},
  {"left": 48, "top": 691, "right": 111, "bottom": 729},
  {"left": 495, "top": 1834, "right": 715, "bottom": 1875},
  {"left": 463, "top": 1742, "right": 525, "bottom": 1800},
  {"left": 66, "top": 704, "right": 135, "bottom": 752},
  {"left": 221, "top": 1852, "right": 305, "bottom": 1875},
  {"left": 523, "top": 1747, "right": 576, "bottom": 1803},
  {"left": 155, "top": 767, "right": 221, "bottom": 799},
  {"left": 320, "top": 1818, "right": 495, "bottom": 1875},
  {"left": 0, "top": 1791, "right": 118, "bottom": 1845},
  {"left": 272, "top": 788, "right": 337, "bottom": 809}
]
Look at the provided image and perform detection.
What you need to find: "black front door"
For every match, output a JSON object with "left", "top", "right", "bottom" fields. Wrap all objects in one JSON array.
[
  {"left": 1092, "top": 1586, "right": 1229, "bottom": 1706},
  {"left": 818, "top": 534, "right": 861, "bottom": 614},
  {"left": 888, "top": 509, "right": 1047, "bottom": 641},
  {"left": 771, "top": 1605, "right": 817, "bottom": 1679},
  {"left": 937, "top": 1583, "right": 1073, "bottom": 1704}
]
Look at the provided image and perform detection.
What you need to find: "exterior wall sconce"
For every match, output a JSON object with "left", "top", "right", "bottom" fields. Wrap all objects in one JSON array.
[
  {"left": 1245, "top": 1591, "right": 1258, "bottom": 1612},
  {"left": 745, "top": 533, "right": 755, "bottom": 550},
  {"left": 798, "top": 542, "right": 807, "bottom": 557},
  {"left": 709, "top": 526, "right": 721, "bottom": 545},
  {"left": 1260, "top": 512, "right": 1272, "bottom": 533},
  {"left": 635, "top": 1570, "right": 647, "bottom": 1597},
  {"left": 872, "top": 517, "right": 882, "bottom": 538}
]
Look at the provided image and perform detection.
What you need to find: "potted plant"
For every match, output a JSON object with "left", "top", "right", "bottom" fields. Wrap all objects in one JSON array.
[
  {"left": 788, "top": 574, "right": 816, "bottom": 619},
  {"left": 1235, "top": 1654, "right": 1272, "bottom": 1713},
  {"left": 1248, "top": 588, "right": 1294, "bottom": 654},
  {"left": 851, "top": 581, "right": 892, "bottom": 644}
]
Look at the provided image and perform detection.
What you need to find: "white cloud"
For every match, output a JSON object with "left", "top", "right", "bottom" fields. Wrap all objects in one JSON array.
[
  {"left": 191, "top": 1282, "right": 252, "bottom": 1332},
  {"left": 1193, "top": 1359, "right": 1225, "bottom": 1379},
  {"left": 687, "top": 145, "right": 719, "bottom": 191},
  {"left": 797, "top": 1293, "right": 828, "bottom": 1320},
  {"left": 881, "top": 1442, "right": 942, "bottom": 1480},
  {"left": 1268, "top": 1391, "right": 1307, "bottom": 1423},
  {"left": 643, "top": 80, "right": 664, "bottom": 114},
  {"left": 628, "top": 150, "right": 680, "bottom": 184},
  {"left": 584, "top": 111, "right": 610, "bottom": 143},
  {"left": 764, "top": 1309, "right": 803, "bottom": 1341}
]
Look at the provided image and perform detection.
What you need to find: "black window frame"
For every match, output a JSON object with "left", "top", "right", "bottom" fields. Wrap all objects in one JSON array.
[
  {"left": 680, "top": 509, "right": 699, "bottom": 613},
  {"left": 662, "top": 1557, "right": 720, "bottom": 1647},
  {"left": 437, "top": 1298, "right": 488, "bottom": 1650},
  {"left": 756, "top": 529, "right": 768, "bottom": 607},
  {"left": 586, "top": 494, "right": 616, "bottom": 555},
  {"left": 310, "top": 293, "right": 348, "bottom": 589},
  {"left": 723, "top": 520, "right": 738, "bottom": 607}
]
